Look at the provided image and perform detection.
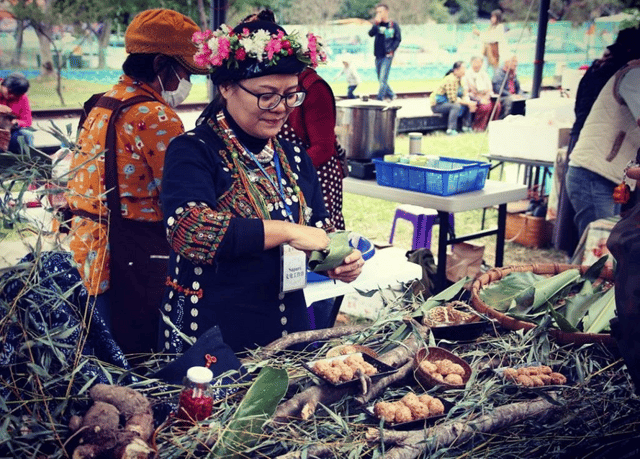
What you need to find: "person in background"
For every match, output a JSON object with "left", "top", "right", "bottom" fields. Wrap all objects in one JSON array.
[
  {"left": 552, "top": 26, "right": 640, "bottom": 255},
  {"left": 492, "top": 55, "right": 525, "bottom": 118},
  {"left": 566, "top": 57, "right": 640, "bottom": 239},
  {"left": 430, "top": 61, "right": 477, "bottom": 136},
  {"left": 65, "top": 9, "right": 209, "bottom": 355},
  {"left": 159, "top": 16, "right": 364, "bottom": 354},
  {"left": 368, "top": 3, "right": 401, "bottom": 101},
  {"left": 334, "top": 56, "right": 361, "bottom": 99},
  {"left": 473, "top": 9, "right": 506, "bottom": 73},
  {"left": 463, "top": 56, "right": 500, "bottom": 131},
  {"left": 0, "top": 72, "right": 33, "bottom": 153}
]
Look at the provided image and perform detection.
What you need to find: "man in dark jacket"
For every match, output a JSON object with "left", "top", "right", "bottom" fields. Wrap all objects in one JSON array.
[{"left": 368, "top": 3, "right": 401, "bottom": 101}]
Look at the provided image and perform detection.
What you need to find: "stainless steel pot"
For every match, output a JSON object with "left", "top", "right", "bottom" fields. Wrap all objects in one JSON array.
[{"left": 336, "top": 99, "right": 400, "bottom": 161}]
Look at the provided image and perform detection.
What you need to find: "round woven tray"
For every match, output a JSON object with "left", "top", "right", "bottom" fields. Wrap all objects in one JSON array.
[
  {"left": 413, "top": 347, "right": 472, "bottom": 390},
  {"left": 469, "top": 263, "right": 616, "bottom": 347}
]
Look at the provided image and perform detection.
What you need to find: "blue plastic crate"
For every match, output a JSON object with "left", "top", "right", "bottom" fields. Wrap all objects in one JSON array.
[{"left": 373, "top": 157, "right": 490, "bottom": 196}]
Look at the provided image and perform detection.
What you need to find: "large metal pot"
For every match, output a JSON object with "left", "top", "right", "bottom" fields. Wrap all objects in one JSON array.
[{"left": 336, "top": 99, "right": 400, "bottom": 160}]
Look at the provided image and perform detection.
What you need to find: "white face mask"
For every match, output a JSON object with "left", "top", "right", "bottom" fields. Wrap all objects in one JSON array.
[{"left": 159, "top": 67, "right": 192, "bottom": 108}]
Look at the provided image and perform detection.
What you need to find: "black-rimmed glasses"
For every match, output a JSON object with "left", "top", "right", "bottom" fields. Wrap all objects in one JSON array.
[{"left": 236, "top": 82, "right": 306, "bottom": 110}]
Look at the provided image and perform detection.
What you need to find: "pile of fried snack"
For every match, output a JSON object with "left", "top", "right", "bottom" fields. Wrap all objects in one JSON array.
[
  {"left": 502, "top": 365, "right": 567, "bottom": 386},
  {"left": 418, "top": 358, "right": 466, "bottom": 386},
  {"left": 374, "top": 392, "right": 445, "bottom": 424},
  {"left": 423, "top": 302, "right": 476, "bottom": 326},
  {"left": 312, "top": 354, "right": 378, "bottom": 384}
]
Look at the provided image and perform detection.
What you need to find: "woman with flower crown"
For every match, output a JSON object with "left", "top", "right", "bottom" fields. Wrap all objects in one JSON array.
[{"left": 158, "top": 16, "right": 364, "bottom": 354}]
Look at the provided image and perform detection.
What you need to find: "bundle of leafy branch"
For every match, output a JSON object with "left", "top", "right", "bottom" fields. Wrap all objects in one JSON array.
[{"left": 2, "top": 139, "right": 639, "bottom": 459}]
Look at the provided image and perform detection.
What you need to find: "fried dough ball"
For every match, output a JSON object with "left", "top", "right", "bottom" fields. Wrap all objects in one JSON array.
[
  {"left": 517, "top": 366, "right": 532, "bottom": 376},
  {"left": 538, "top": 374, "right": 552, "bottom": 385},
  {"left": 428, "top": 397, "right": 445, "bottom": 415},
  {"left": 550, "top": 372, "right": 567, "bottom": 385},
  {"left": 344, "top": 354, "right": 366, "bottom": 373},
  {"left": 516, "top": 374, "right": 535, "bottom": 387},
  {"left": 332, "top": 360, "right": 355, "bottom": 382},
  {"left": 539, "top": 365, "right": 553, "bottom": 375},
  {"left": 404, "top": 400, "right": 430, "bottom": 420},
  {"left": 444, "top": 373, "right": 464, "bottom": 385},
  {"left": 400, "top": 393, "right": 420, "bottom": 405},
  {"left": 313, "top": 360, "right": 331, "bottom": 375},
  {"left": 419, "top": 360, "right": 438, "bottom": 374},
  {"left": 447, "top": 363, "right": 466, "bottom": 377},
  {"left": 373, "top": 401, "right": 397, "bottom": 423},
  {"left": 322, "top": 367, "right": 342, "bottom": 384},
  {"left": 502, "top": 367, "right": 519, "bottom": 381},
  {"left": 361, "top": 361, "right": 379, "bottom": 376},
  {"left": 418, "top": 394, "right": 435, "bottom": 406},
  {"left": 529, "top": 375, "right": 545, "bottom": 387},
  {"left": 431, "top": 371, "right": 445, "bottom": 383},
  {"left": 394, "top": 404, "right": 413, "bottom": 423},
  {"left": 434, "top": 359, "right": 451, "bottom": 374}
]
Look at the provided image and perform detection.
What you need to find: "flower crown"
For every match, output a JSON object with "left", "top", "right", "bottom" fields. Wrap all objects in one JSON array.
[{"left": 193, "top": 25, "right": 327, "bottom": 73}]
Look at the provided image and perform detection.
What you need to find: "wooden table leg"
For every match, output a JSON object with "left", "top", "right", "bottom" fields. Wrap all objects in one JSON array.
[
  {"left": 436, "top": 210, "right": 450, "bottom": 291},
  {"left": 496, "top": 203, "right": 507, "bottom": 267}
]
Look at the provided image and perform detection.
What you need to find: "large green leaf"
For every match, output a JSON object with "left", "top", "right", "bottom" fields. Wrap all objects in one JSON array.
[
  {"left": 208, "top": 366, "right": 289, "bottom": 459},
  {"left": 546, "top": 303, "right": 579, "bottom": 332},
  {"left": 509, "top": 269, "right": 582, "bottom": 316},
  {"left": 582, "top": 255, "right": 609, "bottom": 282},
  {"left": 418, "top": 277, "right": 469, "bottom": 314},
  {"left": 478, "top": 271, "right": 545, "bottom": 312},
  {"left": 582, "top": 287, "right": 616, "bottom": 334},
  {"left": 563, "top": 281, "right": 609, "bottom": 328}
]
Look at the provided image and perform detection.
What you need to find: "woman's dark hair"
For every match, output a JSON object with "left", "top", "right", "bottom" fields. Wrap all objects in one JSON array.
[
  {"left": 445, "top": 61, "right": 464, "bottom": 76},
  {"left": 196, "top": 88, "right": 226, "bottom": 126},
  {"left": 122, "top": 54, "right": 178, "bottom": 83},
  {"left": 241, "top": 8, "right": 276, "bottom": 23},
  {"left": 491, "top": 9, "right": 503, "bottom": 23},
  {"left": 2, "top": 73, "right": 30, "bottom": 96}
]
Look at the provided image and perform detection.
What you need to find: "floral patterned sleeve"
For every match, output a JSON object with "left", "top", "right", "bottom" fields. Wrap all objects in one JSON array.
[{"left": 161, "top": 131, "right": 266, "bottom": 266}]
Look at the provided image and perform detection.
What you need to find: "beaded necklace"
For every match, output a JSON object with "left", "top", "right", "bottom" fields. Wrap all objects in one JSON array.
[{"left": 208, "top": 111, "right": 307, "bottom": 225}]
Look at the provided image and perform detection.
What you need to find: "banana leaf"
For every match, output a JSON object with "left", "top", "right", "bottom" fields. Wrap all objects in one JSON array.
[
  {"left": 509, "top": 269, "right": 582, "bottom": 316},
  {"left": 546, "top": 303, "right": 579, "bottom": 332},
  {"left": 581, "top": 255, "right": 609, "bottom": 282},
  {"left": 581, "top": 287, "right": 616, "bottom": 334},
  {"left": 208, "top": 366, "right": 288, "bottom": 459},
  {"left": 478, "top": 271, "right": 545, "bottom": 312},
  {"left": 563, "top": 281, "right": 609, "bottom": 328}
]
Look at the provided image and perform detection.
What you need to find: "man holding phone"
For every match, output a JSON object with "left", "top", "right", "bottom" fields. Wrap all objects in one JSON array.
[{"left": 368, "top": 4, "right": 401, "bottom": 101}]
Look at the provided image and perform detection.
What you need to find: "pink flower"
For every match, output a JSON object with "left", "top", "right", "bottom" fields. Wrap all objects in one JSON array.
[
  {"left": 235, "top": 48, "right": 247, "bottom": 60},
  {"left": 217, "top": 37, "right": 231, "bottom": 60},
  {"left": 265, "top": 37, "right": 283, "bottom": 60}
]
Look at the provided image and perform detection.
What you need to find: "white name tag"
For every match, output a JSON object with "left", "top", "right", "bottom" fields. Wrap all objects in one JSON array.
[{"left": 281, "top": 244, "right": 307, "bottom": 293}]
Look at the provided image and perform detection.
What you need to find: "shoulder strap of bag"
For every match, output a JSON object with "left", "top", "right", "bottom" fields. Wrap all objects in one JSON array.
[{"left": 97, "top": 94, "right": 155, "bottom": 221}]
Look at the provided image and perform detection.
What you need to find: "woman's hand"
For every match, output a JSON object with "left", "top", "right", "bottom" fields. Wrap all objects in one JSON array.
[{"left": 327, "top": 249, "right": 364, "bottom": 284}]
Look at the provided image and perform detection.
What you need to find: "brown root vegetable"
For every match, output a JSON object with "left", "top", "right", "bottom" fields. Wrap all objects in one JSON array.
[{"left": 69, "top": 385, "right": 156, "bottom": 459}]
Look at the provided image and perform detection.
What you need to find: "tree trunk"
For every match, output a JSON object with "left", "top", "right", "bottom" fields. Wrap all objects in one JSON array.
[
  {"left": 196, "top": 0, "right": 208, "bottom": 30},
  {"left": 97, "top": 19, "right": 112, "bottom": 69},
  {"left": 11, "top": 20, "right": 25, "bottom": 66},
  {"left": 35, "top": 25, "right": 55, "bottom": 77}
]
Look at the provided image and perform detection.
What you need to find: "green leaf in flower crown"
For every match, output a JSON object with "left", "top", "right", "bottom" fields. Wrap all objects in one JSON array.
[
  {"left": 478, "top": 271, "right": 545, "bottom": 312},
  {"left": 208, "top": 366, "right": 288, "bottom": 459},
  {"left": 582, "top": 287, "right": 616, "bottom": 334}
]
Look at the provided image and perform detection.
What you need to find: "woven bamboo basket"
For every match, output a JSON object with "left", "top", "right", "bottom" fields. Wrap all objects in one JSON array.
[
  {"left": 470, "top": 263, "right": 617, "bottom": 347},
  {"left": 413, "top": 347, "right": 473, "bottom": 390}
]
